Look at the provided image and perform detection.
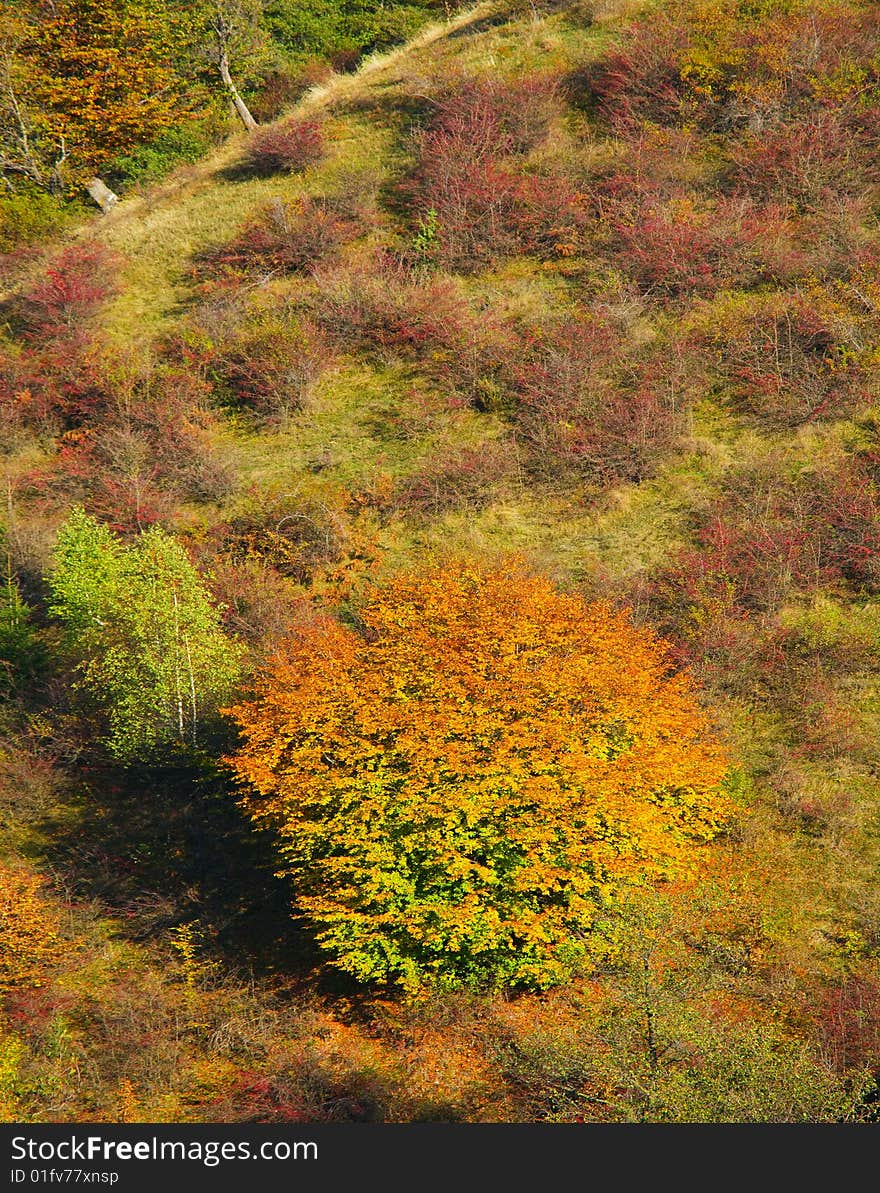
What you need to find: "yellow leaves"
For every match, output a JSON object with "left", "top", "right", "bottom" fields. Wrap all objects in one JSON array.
[
  {"left": 0, "top": 861, "right": 65, "bottom": 995},
  {"left": 0, "top": 1019, "right": 24, "bottom": 1120}
]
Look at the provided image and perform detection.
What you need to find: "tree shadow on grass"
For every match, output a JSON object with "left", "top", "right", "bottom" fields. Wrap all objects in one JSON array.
[{"left": 36, "top": 753, "right": 320, "bottom": 980}]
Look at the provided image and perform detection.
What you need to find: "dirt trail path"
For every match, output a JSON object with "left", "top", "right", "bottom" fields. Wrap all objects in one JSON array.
[{"left": 0, "top": 2, "right": 497, "bottom": 329}]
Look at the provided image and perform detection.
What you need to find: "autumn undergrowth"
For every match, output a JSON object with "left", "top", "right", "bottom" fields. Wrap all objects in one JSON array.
[{"left": 4, "top": 0, "right": 880, "bottom": 1124}]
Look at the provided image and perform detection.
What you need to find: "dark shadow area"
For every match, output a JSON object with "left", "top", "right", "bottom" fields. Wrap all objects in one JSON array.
[
  {"left": 445, "top": 7, "right": 515, "bottom": 39},
  {"left": 333, "top": 86, "right": 435, "bottom": 127},
  {"left": 213, "top": 159, "right": 279, "bottom": 184},
  {"left": 35, "top": 755, "right": 318, "bottom": 978},
  {"left": 561, "top": 63, "right": 601, "bottom": 115},
  {"left": 857, "top": 1077, "right": 880, "bottom": 1122},
  {"left": 0, "top": 293, "right": 30, "bottom": 340}
]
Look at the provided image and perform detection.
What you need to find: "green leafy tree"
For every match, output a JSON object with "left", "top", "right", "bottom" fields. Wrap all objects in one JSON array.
[
  {"left": 0, "top": 577, "right": 42, "bottom": 699},
  {"left": 176, "top": 0, "right": 275, "bottom": 131},
  {"left": 49, "top": 508, "right": 243, "bottom": 759},
  {"left": 263, "top": 0, "right": 444, "bottom": 62}
]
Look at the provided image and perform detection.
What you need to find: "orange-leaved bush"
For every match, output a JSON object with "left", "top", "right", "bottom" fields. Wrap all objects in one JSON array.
[
  {"left": 0, "top": 862, "right": 64, "bottom": 994},
  {"left": 227, "top": 563, "right": 730, "bottom": 993}
]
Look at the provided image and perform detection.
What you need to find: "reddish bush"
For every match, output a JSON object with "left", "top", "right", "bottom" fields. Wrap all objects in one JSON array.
[
  {"left": 605, "top": 195, "right": 727, "bottom": 298},
  {"left": 511, "top": 317, "right": 684, "bottom": 484},
  {"left": 650, "top": 457, "right": 880, "bottom": 624},
  {"left": 171, "top": 298, "right": 333, "bottom": 422},
  {"left": 402, "top": 75, "right": 584, "bottom": 270},
  {"left": 590, "top": 143, "right": 757, "bottom": 298},
  {"left": 586, "top": 69, "right": 872, "bottom": 295},
  {"left": 204, "top": 555, "right": 315, "bottom": 648},
  {"left": 815, "top": 975, "right": 880, "bottom": 1073},
  {"left": 19, "top": 366, "right": 231, "bottom": 533},
  {"left": 193, "top": 197, "right": 358, "bottom": 290},
  {"left": 0, "top": 334, "right": 116, "bottom": 444},
  {"left": 429, "top": 309, "right": 523, "bottom": 412},
  {"left": 726, "top": 113, "right": 878, "bottom": 207},
  {"left": 1, "top": 247, "right": 123, "bottom": 443},
  {"left": 573, "top": 16, "right": 690, "bottom": 131},
  {"left": 0, "top": 345, "right": 51, "bottom": 446},
  {"left": 215, "top": 317, "right": 331, "bottom": 420},
  {"left": 241, "top": 118, "right": 324, "bottom": 177},
  {"left": 316, "top": 273, "right": 685, "bottom": 483},
  {"left": 394, "top": 439, "right": 519, "bottom": 516},
  {"left": 428, "top": 75, "right": 562, "bottom": 157},
  {"left": 592, "top": 165, "right": 832, "bottom": 298},
  {"left": 312, "top": 258, "right": 471, "bottom": 354},
  {"left": 735, "top": 200, "right": 836, "bottom": 286},
  {"left": 328, "top": 47, "right": 361, "bottom": 74},
  {"left": 405, "top": 158, "right": 554, "bottom": 271},
  {"left": 693, "top": 289, "right": 871, "bottom": 425},
  {"left": 312, "top": 257, "right": 524, "bottom": 408},
  {"left": 17, "top": 242, "right": 118, "bottom": 341}
]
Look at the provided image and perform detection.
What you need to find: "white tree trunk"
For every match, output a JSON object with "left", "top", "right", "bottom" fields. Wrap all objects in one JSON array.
[
  {"left": 219, "top": 50, "right": 257, "bottom": 132},
  {"left": 86, "top": 177, "right": 119, "bottom": 213}
]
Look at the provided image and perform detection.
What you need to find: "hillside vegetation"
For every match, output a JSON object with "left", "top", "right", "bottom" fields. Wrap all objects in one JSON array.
[{"left": 2, "top": 0, "right": 880, "bottom": 1122}]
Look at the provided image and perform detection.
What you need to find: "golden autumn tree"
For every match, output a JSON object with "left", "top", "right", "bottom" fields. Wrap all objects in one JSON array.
[
  {"left": 228, "top": 563, "right": 730, "bottom": 993},
  {"left": 0, "top": 0, "right": 199, "bottom": 192}
]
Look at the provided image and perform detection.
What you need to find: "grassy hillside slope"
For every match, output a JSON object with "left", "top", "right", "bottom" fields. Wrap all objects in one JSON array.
[{"left": 2, "top": 0, "right": 880, "bottom": 1122}]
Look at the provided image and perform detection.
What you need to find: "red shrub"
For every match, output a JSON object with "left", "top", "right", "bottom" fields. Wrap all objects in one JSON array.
[
  {"left": 726, "top": 113, "right": 878, "bottom": 206},
  {"left": 427, "top": 308, "right": 523, "bottom": 411},
  {"left": 193, "top": 197, "right": 358, "bottom": 290},
  {"left": 312, "top": 258, "right": 472, "bottom": 355},
  {"left": 650, "top": 457, "right": 880, "bottom": 623},
  {"left": 328, "top": 47, "right": 361, "bottom": 74},
  {"left": 241, "top": 118, "right": 324, "bottom": 176},
  {"left": 0, "top": 333, "right": 116, "bottom": 444},
  {"left": 735, "top": 200, "right": 831, "bottom": 285},
  {"left": 171, "top": 289, "right": 334, "bottom": 420},
  {"left": 204, "top": 311, "right": 331, "bottom": 421},
  {"left": 312, "top": 257, "right": 525, "bottom": 409},
  {"left": 402, "top": 75, "right": 584, "bottom": 270},
  {"left": 573, "top": 16, "right": 690, "bottom": 131},
  {"left": 17, "top": 242, "right": 118, "bottom": 341},
  {"left": 407, "top": 159, "right": 586, "bottom": 271},
  {"left": 511, "top": 317, "right": 684, "bottom": 484},
  {"left": 207, "top": 489, "right": 353, "bottom": 585},
  {"left": 429, "top": 75, "right": 562, "bottom": 157},
  {"left": 588, "top": 109, "right": 867, "bottom": 294},
  {"left": 168, "top": 294, "right": 336, "bottom": 424},
  {"left": 693, "top": 289, "right": 871, "bottom": 425},
  {"left": 592, "top": 168, "right": 828, "bottom": 298},
  {"left": 19, "top": 366, "right": 231, "bottom": 533},
  {"left": 0, "top": 345, "right": 49, "bottom": 446},
  {"left": 606, "top": 195, "right": 724, "bottom": 298},
  {"left": 394, "top": 440, "right": 519, "bottom": 516},
  {"left": 204, "top": 555, "right": 315, "bottom": 648},
  {"left": 815, "top": 975, "right": 880, "bottom": 1072}
]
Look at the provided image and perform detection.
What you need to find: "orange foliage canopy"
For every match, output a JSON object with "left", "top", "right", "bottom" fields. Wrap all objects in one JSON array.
[
  {"left": 228, "top": 563, "right": 730, "bottom": 992},
  {"left": 1, "top": 0, "right": 198, "bottom": 189}
]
